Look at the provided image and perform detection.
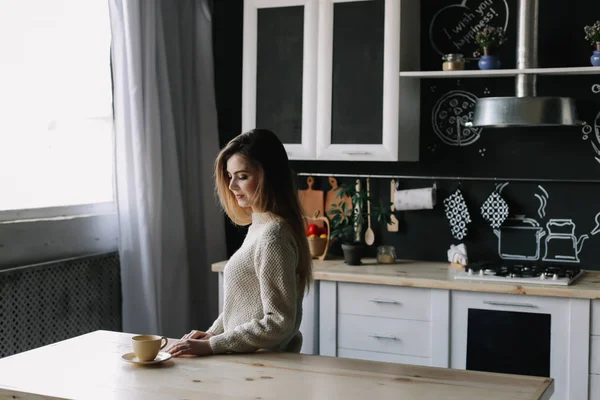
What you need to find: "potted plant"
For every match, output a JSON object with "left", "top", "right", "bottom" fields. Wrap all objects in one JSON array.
[
  {"left": 327, "top": 182, "right": 392, "bottom": 265},
  {"left": 584, "top": 21, "right": 600, "bottom": 66},
  {"left": 472, "top": 26, "right": 507, "bottom": 70}
]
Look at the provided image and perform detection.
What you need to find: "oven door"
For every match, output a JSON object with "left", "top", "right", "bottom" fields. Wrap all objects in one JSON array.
[{"left": 450, "top": 290, "right": 589, "bottom": 400}]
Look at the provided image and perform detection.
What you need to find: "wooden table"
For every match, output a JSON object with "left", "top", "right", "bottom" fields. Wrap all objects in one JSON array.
[{"left": 0, "top": 330, "right": 553, "bottom": 400}]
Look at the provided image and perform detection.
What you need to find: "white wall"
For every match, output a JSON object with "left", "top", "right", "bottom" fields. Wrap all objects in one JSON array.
[{"left": 0, "top": 214, "right": 118, "bottom": 269}]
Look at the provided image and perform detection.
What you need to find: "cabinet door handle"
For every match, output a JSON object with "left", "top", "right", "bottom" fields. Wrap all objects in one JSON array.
[
  {"left": 368, "top": 334, "right": 398, "bottom": 340},
  {"left": 341, "top": 151, "right": 372, "bottom": 156},
  {"left": 483, "top": 300, "right": 538, "bottom": 308},
  {"left": 369, "top": 298, "right": 400, "bottom": 304}
]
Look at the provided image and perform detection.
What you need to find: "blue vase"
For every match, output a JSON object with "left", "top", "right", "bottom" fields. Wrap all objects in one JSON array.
[
  {"left": 591, "top": 50, "right": 600, "bottom": 67},
  {"left": 478, "top": 55, "right": 501, "bottom": 70}
]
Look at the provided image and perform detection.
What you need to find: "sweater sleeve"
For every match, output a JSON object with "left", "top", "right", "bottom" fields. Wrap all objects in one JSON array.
[
  {"left": 206, "top": 312, "right": 224, "bottom": 335},
  {"left": 208, "top": 228, "right": 298, "bottom": 354}
]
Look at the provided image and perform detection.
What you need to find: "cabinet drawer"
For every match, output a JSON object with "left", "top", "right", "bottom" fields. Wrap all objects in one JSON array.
[
  {"left": 593, "top": 300, "right": 600, "bottom": 335},
  {"left": 338, "top": 282, "right": 431, "bottom": 321},
  {"left": 592, "top": 336, "right": 600, "bottom": 375},
  {"left": 337, "top": 348, "right": 430, "bottom": 367},
  {"left": 337, "top": 314, "right": 430, "bottom": 357}
]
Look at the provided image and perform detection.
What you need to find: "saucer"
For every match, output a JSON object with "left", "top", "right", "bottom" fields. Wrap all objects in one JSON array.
[{"left": 121, "top": 351, "right": 172, "bottom": 365}]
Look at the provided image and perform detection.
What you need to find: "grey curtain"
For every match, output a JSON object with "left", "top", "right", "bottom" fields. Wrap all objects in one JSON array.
[{"left": 109, "top": 0, "right": 226, "bottom": 338}]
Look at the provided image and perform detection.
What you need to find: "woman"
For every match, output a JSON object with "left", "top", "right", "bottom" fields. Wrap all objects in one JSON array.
[{"left": 167, "top": 129, "right": 312, "bottom": 357}]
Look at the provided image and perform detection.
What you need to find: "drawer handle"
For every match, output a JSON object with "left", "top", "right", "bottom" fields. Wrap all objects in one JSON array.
[
  {"left": 342, "top": 151, "right": 372, "bottom": 156},
  {"left": 368, "top": 334, "right": 398, "bottom": 341},
  {"left": 369, "top": 298, "right": 400, "bottom": 304},
  {"left": 483, "top": 300, "right": 538, "bottom": 308}
]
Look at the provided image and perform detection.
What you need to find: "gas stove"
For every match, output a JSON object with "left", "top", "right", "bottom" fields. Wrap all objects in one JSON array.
[{"left": 453, "top": 262, "right": 585, "bottom": 286}]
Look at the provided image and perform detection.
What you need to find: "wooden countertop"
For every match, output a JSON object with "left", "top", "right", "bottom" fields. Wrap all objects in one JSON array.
[
  {"left": 0, "top": 330, "right": 553, "bottom": 400},
  {"left": 211, "top": 258, "right": 600, "bottom": 299}
]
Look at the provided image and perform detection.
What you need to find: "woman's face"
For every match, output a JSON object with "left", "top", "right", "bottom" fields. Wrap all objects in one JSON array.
[{"left": 226, "top": 154, "right": 260, "bottom": 210}]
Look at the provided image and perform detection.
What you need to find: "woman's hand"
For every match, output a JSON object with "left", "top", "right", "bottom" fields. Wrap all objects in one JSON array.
[
  {"left": 165, "top": 330, "right": 215, "bottom": 357},
  {"left": 181, "top": 330, "right": 213, "bottom": 341},
  {"left": 167, "top": 338, "right": 213, "bottom": 357}
]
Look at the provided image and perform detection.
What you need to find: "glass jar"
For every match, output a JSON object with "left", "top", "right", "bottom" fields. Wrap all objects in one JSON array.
[
  {"left": 442, "top": 53, "right": 465, "bottom": 71},
  {"left": 377, "top": 245, "right": 396, "bottom": 264}
]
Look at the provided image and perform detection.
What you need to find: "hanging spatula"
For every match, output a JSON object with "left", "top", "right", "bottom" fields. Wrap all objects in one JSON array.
[
  {"left": 364, "top": 177, "right": 375, "bottom": 246},
  {"left": 387, "top": 179, "right": 399, "bottom": 232}
]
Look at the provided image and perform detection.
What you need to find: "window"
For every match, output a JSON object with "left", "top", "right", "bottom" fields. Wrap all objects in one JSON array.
[{"left": 0, "top": 0, "right": 114, "bottom": 218}]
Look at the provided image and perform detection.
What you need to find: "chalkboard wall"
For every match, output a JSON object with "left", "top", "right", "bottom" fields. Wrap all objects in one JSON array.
[
  {"left": 213, "top": 0, "right": 600, "bottom": 269},
  {"left": 420, "top": 0, "right": 600, "bottom": 180}
]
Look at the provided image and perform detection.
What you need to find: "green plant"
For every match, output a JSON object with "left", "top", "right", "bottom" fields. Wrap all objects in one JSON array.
[
  {"left": 326, "top": 183, "right": 393, "bottom": 244},
  {"left": 584, "top": 21, "right": 600, "bottom": 45},
  {"left": 472, "top": 25, "right": 507, "bottom": 57}
]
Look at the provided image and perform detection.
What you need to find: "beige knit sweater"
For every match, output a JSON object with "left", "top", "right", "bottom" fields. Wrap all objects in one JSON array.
[{"left": 207, "top": 212, "right": 304, "bottom": 354}]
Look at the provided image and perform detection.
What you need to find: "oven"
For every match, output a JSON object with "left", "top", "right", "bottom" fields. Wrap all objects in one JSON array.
[{"left": 450, "top": 290, "right": 589, "bottom": 400}]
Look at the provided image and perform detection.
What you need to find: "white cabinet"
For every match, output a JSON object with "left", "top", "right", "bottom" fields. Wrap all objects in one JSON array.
[
  {"left": 338, "top": 314, "right": 431, "bottom": 357},
  {"left": 314, "top": 0, "right": 419, "bottom": 161},
  {"left": 337, "top": 280, "right": 431, "bottom": 320},
  {"left": 298, "top": 281, "right": 320, "bottom": 355},
  {"left": 319, "top": 281, "right": 449, "bottom": 367},
  {"left": 242, "top": 0, "right": 318, "bottom": 160},
  {"left": 592, "top": 375, "right": 600, "bottom": 400},
  {"left": 242, "top": 0, "right": 420, "bottom": 162},
  {"left": 450, "top": 291, "right": 590, "bottom": 400},
  {"left": 590, "top": 300, "right": 600, "bottom": 399}
]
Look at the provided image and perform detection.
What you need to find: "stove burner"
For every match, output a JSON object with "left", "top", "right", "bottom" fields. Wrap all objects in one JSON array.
[
  {"left": 544, "top": 266, "right": 565, "bottom": 278},
  {"left": 466, "top": 262, "right": 581, "bottom": 280},
  {"left": 458, "top": 262, "right": 583, "bottom": 286}
]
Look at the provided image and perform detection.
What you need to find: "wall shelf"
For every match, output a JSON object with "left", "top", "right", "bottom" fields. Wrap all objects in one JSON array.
[{"left": 399, "top": 66, "right": 600, "bottom": 79}]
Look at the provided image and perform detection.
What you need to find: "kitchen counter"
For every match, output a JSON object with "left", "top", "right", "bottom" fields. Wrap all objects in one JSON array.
[
  {"left": 0, "top": 330, "right": 553, "bottom": 400},
  {"left": 211, "top": 258, "right": 600, "bottom": 299}
]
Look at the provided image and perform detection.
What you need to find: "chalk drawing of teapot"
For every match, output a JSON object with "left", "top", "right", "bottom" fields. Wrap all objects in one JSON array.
[{"left": 542, "top": 219, "right": 589, "bottom": 263}]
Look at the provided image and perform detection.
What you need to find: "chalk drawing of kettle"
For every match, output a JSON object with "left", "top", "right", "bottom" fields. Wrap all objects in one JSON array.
[
  {"left": 542, "top": 219, "right": 589, "bottom": 263},
  {"left": 592, "top": 212, "right": 600, "bottom": 236}
]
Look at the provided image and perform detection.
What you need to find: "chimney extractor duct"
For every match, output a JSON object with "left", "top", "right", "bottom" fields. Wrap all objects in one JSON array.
[{"left": 468, "top": 0, "right": 582, "bottom": 128}]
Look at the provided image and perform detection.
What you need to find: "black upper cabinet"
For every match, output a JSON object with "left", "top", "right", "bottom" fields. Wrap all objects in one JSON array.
[
  {"left": 330, "top": 0, "right": 384, "bottom": 146},
  {"left": 243, "top": 0, "right": 420, "bottom": 162},
  {"left": 243, "top": 0, "right": 318, "bottom": 160},
  {"left": 256, "top": 6, "right": 304, "bottom": 145}
]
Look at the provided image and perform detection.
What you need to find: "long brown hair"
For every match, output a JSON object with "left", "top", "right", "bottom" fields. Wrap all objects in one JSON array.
[{"left": 214, "top": 129, "right": 312, "bottom": 293}]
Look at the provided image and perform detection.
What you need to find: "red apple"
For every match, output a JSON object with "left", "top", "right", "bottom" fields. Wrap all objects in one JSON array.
[{"left": 306, "top": 224, "right": 320, "bottom": 237}]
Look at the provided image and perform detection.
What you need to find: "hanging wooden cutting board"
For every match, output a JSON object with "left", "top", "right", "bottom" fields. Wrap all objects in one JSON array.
[
  {"left": 388, "top": 179, "right": 399, "bottom": 232},
  {"left": 298, "top": 176, "right": 324, "bottom": 228},
  {"left": 325, "top": 177, "right": 352, "bottom": 220}
]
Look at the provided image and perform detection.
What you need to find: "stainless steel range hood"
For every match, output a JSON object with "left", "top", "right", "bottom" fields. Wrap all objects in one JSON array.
[{"left": 468, "top": 0, "right": 581, "bottom": 128}]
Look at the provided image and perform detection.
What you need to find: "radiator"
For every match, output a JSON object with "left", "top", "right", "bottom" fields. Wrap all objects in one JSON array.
[{"left": 0, "top": 252, "right": 121, "bottom": 358}]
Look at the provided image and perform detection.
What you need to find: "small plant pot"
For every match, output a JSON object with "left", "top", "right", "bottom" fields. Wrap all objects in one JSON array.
[
  {"left": 478, "top": 55, "right": 501, "bottom": 70},
  {"left": 592, "top": 51, "right": 600, "bottom": 67},
  {"left": 341, "top": 243, "right": 363, "bottom": 265},
  {"left": 478, "top": 46, "right": 501, "bottom": 70},
  {"left": 591, "top": 43, "right": 600, "bottom": 67}
]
